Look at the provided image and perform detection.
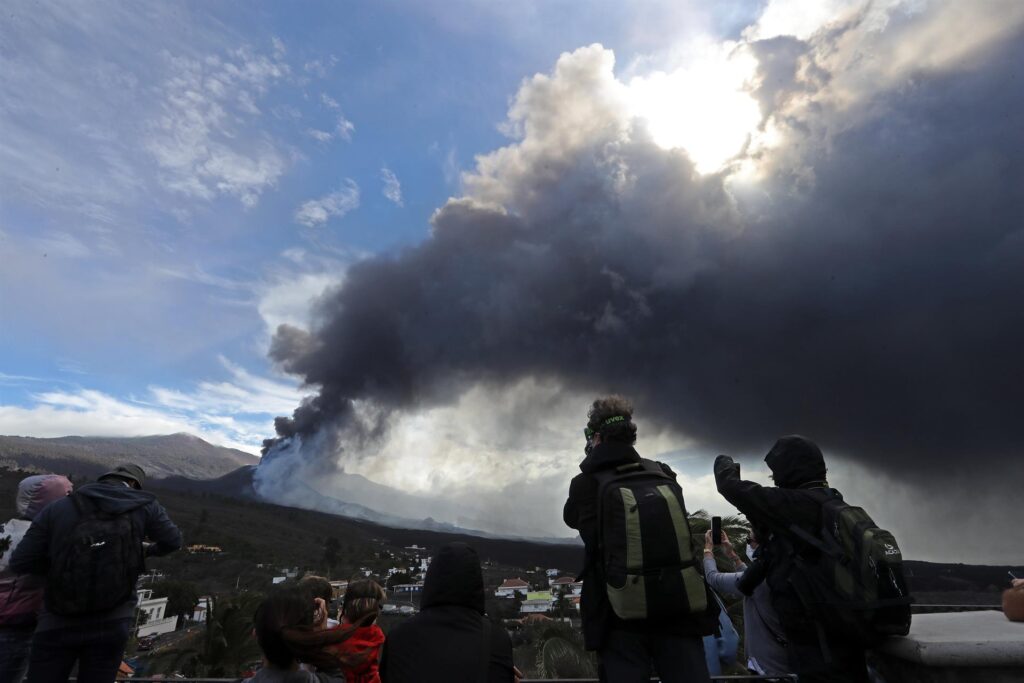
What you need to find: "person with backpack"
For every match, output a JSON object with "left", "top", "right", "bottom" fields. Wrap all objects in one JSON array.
[
  {"left": 714, "top": 436, "right": 911, "bottom": 683},
  {"left": 379, "top": 543, "right": 518, "bottom": 683},
  {"left": 0, "top": 474, "right": 73, "bottom": 683},
  {"left": 9, "top": 464, "right": 183, "bottom": 683},
  {"left": 563, "top": 396, "right": 717, "bottom": 683}
]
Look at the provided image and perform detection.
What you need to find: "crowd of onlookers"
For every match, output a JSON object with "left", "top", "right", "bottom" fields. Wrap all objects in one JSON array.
[{"left": 1, "top": 396, "right": 1019, "bottom": 682}]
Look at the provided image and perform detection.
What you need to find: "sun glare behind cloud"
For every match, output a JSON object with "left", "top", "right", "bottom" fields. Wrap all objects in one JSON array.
[{"left": 627, "top": 44, "right": 762, "bottom": 174}]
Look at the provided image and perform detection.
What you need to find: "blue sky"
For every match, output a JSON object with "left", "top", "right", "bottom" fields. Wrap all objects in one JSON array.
[{"left": 1, "top": 0, "right": 765, "bottom": 452}]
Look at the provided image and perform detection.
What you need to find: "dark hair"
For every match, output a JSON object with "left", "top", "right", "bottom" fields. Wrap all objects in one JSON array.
[
  {"left": 299, "top": 574, "right": 333, "bottom": 604},
  {"left": 342, "top": 579, "right": 385, "bottom": 625},
  {"left": 253, "top": 586, "right": 371, "bottom": 672},
  {"left": 587, "top": 395, "right": 637, "bottom": 444},
  {"left": 253, "top": 587, "right": 315, "bottom": 669}
]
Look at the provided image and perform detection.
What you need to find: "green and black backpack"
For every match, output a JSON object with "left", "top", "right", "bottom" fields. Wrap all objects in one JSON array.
[
  {"left": 594, "top": 459, "right": 707, "bottom": 621},
  {"left": 785, "top": 488, "right": 912, "bottom": 644}
]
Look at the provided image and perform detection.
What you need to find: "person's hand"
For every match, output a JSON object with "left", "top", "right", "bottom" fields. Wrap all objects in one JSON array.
[
  {"left": 713, "top": 454, "right": 738, "bottom": 478},
  {"left": 1013, "top": 578, "right": 1024, "bottom": 589},
  {"left": 313, "top": 597, "right": 328, "bottom": 629},
  {"left": 513, "top": 666, "right": 524, "bottom": 683}
]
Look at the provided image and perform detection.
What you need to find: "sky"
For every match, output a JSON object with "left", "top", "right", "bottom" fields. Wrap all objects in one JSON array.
[{"left": 2, "top": 1, "right": 1022, "bottom": 562}]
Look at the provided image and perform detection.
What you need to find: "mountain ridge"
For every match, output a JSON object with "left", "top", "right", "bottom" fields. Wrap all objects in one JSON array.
[{"left": 0, "top": 433, "right": 258, "bottom": 480}]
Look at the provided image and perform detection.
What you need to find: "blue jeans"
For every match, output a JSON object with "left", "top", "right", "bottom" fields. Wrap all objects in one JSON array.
[
  {"left": 0, "top": 626, "right": 35, "bottom": 683},
  {"left": 24, "top": 618, "right": 131, "bottom": 683}
]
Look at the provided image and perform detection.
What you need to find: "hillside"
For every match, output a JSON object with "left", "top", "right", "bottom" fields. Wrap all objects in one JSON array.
[
  {"left": 0, "top": 433, "right": 258, "bottom": 480},
  {"left": 0, "top": 466, "right": 585, "bottom": 591}
]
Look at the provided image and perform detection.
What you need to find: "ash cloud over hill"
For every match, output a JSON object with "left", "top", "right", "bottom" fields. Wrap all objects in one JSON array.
[{"left": 263, "top": 6, "right": 1024, "bottom": 505}]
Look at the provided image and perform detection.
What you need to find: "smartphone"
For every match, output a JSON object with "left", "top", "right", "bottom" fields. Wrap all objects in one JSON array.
[{"left": 712, "top": 516, "right": 722, "bottom": 545}]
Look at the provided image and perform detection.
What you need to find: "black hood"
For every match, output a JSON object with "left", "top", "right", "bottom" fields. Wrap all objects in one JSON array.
[
  {"left": 420, "top": 542, "right": 485, "bottom": 614},
  {"left": 578, "top": 441, "right": 641, "bottom": 475},
  {"left": 764, "top": 435, "right": 827, "bottom": 489},
  {"left": 76, "top": 481, "right": 155, "bottom": 514}
]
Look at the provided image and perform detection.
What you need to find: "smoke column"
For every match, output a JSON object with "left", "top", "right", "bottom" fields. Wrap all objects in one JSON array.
[{"left": 262, "top": 8, "right": 1024, "bottom": 499}]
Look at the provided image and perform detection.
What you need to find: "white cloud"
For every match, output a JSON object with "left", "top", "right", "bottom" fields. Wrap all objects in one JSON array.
[
  {"left": 294, "top": 180, "right": 360, "bottom": 227},
  {"left": 307, "top": 128, "right": 334, "bottom": 143},
  {"left": 305, "top": 56, "right": 339, "bottom": 78},
  {"left": 380, "top": 167, "right": 404, "bottom": 206},
  {"left": 334, "top": 116, "right": 355, "bottom": 141},
  {"left": 0, "top": 358, "right": 309, "bottom": 455},
  {"left": 146, "top": 48, "right": 291, "bottom": 207},
  {"left": 321, "top": 93, "right": 341, "bottom": 109},
  {"left": 271, "top": 36, "right": 287, "bottom": 59}
]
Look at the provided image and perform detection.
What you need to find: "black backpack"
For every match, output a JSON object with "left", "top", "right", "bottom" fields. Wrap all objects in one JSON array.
[
  {"left": 46, "top": 493, "right": 145, "bottom": 615},
  {"left": 594, "top": 459, "right": 707, "bottom": 621},
  {"left": 785, "top": 488, "right": 912, "bottom": 645}
]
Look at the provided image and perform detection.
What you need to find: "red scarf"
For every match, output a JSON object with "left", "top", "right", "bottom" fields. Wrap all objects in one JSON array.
[{"left": 327, "top": 623, "right": 385, "bottom": 683}]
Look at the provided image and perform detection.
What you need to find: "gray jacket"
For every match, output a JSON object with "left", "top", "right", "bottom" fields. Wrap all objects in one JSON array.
[{"left": 703, "top": 556, "right": 790, "bottom": 675}]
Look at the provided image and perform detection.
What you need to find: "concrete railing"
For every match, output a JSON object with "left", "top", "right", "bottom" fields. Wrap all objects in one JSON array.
[{"left": 110, "top": 677, "right": 797, "bottom": 682}]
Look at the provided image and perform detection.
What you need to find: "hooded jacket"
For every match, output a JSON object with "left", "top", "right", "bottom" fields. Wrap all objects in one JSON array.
[
  {"left": 326, "top": 622, "right": 385, "bottom": 683},
  {"left": 9, "top": 480, "right": 182, "bottom": 630},
  {"left": 713, "top": 436, "right": 832, "bottom": 627},
  {"left": 563, "top": 441, "right": 718, "bottom": 651},
  {"left": 379, "top": 543, "right": 514, "bottom": 683},
  {"left": 0, "top": 475, "right": 73, "bottom": 627}
]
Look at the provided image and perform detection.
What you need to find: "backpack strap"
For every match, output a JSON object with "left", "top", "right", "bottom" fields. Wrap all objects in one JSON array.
[
  {"left": 785, "top": 488, "right": 846, "bottom": 559},
  {"left": 477, "top": 614, "right": 492, "bottom": 683}
]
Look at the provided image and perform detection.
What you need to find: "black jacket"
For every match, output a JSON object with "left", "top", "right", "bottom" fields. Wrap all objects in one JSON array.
[
  {"left": 713, "top": 436, "right": 832, "bottom": 627},
  {"left": 10, "top": 481, "right": 182, "bottom": 628},
  {"left": 380, "top": 543, "right": 514, "bottom": 683},
  {"left": 563, "top": 441, "right": 717, "bottom": 651}
]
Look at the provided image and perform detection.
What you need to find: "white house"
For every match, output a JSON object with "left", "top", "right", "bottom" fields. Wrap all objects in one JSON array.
[
  {"left": 549, "top": 576, "right": 576, "bottom": 593},
  {"left": 545, "top": 569, "right": 560, "bottom": 579},
  {"left": 520, "top": 591, "right": 555, "bottom": 615},
  {"left": 192, "top": 596, "right": 212, "bottom": 623},
  {"left": 136, "top": 590, "right": 178, "bottom": 638},
  {"left": 495, "top": 578, "right": 531, "bottom": 598},
  {"left": 391, "top": 582, "right": 424, "bottom": 594}
]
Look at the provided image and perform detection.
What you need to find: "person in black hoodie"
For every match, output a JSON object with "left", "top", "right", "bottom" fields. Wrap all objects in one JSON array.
[
  {"left": 10, "top": 463, "right": 182, "bottom": 683},
  {"left": 380, "top": 542, "right": 516, "bottom": 683},
  {"left": 714, "top": 436, "right": 869, "bottom": 683},
  {"left": 564, "top": 396, "right": 715, "bottom": 683}
]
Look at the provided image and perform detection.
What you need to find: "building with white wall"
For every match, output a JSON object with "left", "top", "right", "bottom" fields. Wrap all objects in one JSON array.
[
  {"left": 495, "top": 578, "right": 530, "bottom": 598},
  {"left": 136, "top": 590, "right": 178, "bottom": 638}
]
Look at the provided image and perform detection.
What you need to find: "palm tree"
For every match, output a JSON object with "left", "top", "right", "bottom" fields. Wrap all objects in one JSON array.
[
  {"left": 531, "top": 622, "right": 598, "bottom": 678},
  {"left": 687, "top": 509, "right": 750, "bottom": 557},
  {"left": 144, "top": 593, "right": 263, "bottom": 677}
]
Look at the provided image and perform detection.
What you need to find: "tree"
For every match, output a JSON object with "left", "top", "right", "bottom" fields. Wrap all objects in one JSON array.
[
  {"left": 531, "top": 622, "right": 597, "bottom": 678},
  {"left": 151, "top": 579, "right": 201, "bottom": 619},
  {"left": 323, "top": 536, "right": 341, "bottom": 572},
  {"left": 146, "top": 593, "right": 263, "bottom": 678},
  {"left": 387, "top": 572, "right": 413, "bottom": 589},
  {"left": 687, "top": 509, "right": 750, "bottom": 558}
]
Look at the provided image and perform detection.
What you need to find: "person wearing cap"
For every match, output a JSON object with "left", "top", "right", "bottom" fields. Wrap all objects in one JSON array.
[
  {"left": 0, "top": 474, "right": 73, "bottom": 683},
  {"left": 10, "top": 463, "right": 182, "bottom": 682}
]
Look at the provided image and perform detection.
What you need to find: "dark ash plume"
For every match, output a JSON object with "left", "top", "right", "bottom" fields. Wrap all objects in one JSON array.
[{"left": 266, "top": 22, "right": 1024, "bottom": 478}]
